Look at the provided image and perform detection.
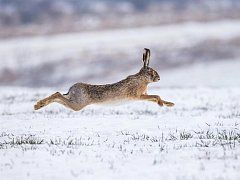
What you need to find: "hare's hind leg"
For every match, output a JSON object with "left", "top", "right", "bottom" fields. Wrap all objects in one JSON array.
[
  {"left": 34, "top": 92, "right": 84, "bottom": 111},
  {"left": 34, "top": 93, "right": 57, "bottom": 110},
  {"left": 140, "top": 95, "right": 174, "bottom": 107},
  {"left": 34, "top": 92, "right": 63, "bottom": 110},
  {"left": 54, "top": 93, "right": 85, "bottom": 111}
]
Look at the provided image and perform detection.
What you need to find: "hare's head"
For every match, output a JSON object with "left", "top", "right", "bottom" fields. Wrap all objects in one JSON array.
[{"left": 139, "top": 48, "right": 160, "bottom": 83}]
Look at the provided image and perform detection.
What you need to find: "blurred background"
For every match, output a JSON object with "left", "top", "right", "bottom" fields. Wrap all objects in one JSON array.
[{"left": 0, "top": 0, "right": 240, "bottom": 88}]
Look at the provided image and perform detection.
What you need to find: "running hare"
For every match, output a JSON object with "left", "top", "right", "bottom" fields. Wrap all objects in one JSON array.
[{"left": 34, "top": 48, "right": 174, "bottom": 111}]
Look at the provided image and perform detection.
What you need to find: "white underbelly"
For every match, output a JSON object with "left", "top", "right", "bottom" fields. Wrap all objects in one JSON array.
[{"left": 96, "top": 99, "right": 135, "bottom": 106}]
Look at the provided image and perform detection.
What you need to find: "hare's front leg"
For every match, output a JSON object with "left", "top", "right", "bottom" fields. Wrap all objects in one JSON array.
[
  {"left": 140, "top": 95, "right": 174, "bottom": 107},
  {"left": 161, "top": 100, "right": 175, "bottom": 107}
]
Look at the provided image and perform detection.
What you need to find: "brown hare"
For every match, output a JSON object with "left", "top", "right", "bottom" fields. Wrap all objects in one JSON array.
[{"left": 34, "top": 48, "right": 174, "bottom": 111}]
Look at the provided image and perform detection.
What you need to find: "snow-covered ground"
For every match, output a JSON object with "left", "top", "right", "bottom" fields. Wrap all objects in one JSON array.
[
  {"left": 1, "top": 20, "right": 240, "bottom": 87},
  {"left": 1, "top": 58, "right": 240, "bottom": 180},
  {"left": 160, "top": 59, "right": 240, "bottom": 88},
  {"left": 0, "top": 19, "right": 240, "bottom": 180},
  {"left": 1, "top": 20, "right": 240, "bottom": 70}
]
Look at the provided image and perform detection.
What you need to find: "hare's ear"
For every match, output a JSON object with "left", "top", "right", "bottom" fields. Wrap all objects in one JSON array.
[{"left": 143, "top": 48, "right": 150, "bottom": 68}]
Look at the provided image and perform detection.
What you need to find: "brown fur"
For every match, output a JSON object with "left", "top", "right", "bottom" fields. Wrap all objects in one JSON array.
[{"left": 34, "top": 48, "right": 174, "bottom": 111}]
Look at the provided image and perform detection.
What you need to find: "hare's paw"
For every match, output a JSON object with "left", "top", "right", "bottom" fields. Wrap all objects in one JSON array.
[
  {"left": 164, "top": 101, "right": 175, "bottom": 107},
  {"left": 158, "top": 101, "right": 164, "bottom": 106},
  {"left": 34, "top": 104, "right": 40, "bottom": 110},
  {"left": 34, "top": 100, "right": 45, "bottom": 110}
]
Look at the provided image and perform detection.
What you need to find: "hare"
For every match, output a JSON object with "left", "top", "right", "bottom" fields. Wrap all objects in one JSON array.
[{"left": 34, "top": 48, "right": 174, "bottom": 111}]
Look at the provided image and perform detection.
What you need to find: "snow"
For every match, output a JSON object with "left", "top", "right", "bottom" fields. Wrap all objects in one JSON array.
[
  {"left": 1, "top": 18, "right": 240, "bottom": 180},
  {"left": 1, "top": 20, "right": 240, "bottom": 70},
  {"left": 160, "top": 59, "right": 240, "bottom": 88},
  {"left": 1, "top": 59, "right": 240, "bottom": 180}
]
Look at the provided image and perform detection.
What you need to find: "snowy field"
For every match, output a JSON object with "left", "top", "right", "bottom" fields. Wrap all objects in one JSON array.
[
  {"left": 1, "top": 20, "right": 240, "bottom": 69},
  {"left": 1, "top": 19, "right": 240, "bottom": 180},
  {"left": 1, "top": 20, "right": 240, "bottom": 87},
  {"left": 1, "top": 59, "right": 240, "bottom": 180}
]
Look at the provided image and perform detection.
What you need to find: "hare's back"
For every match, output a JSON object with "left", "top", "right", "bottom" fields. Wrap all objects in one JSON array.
[{"left": 67, "top": 83, "right": 114, "bottom": 103}]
